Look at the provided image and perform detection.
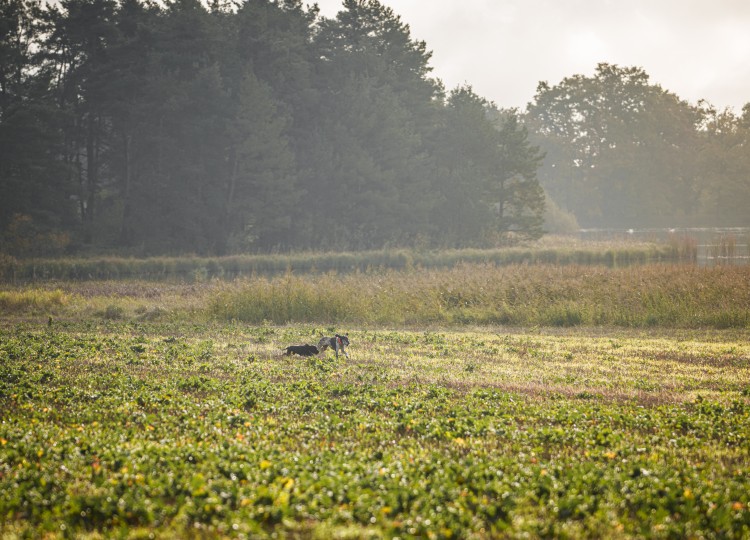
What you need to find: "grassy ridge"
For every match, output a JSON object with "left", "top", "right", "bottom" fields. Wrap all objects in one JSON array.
[
  {"left": 210, "top": 264, "right": 750, "bottom": 328},
  {"left": 0, "top": 242, "right": 683, "bottom": 282},
  {"left": 1, "top": 324, "right": 748, "bottom": 538}
]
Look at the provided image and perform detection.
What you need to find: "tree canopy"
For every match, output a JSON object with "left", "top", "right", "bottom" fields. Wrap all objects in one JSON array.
[{"left": 526, "top": 63, "right": 750, "bottom": 229}]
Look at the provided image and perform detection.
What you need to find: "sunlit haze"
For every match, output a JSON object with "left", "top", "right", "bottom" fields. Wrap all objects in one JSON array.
[{"left": 312, "top": 0, "right": 750, "bottom": 111}]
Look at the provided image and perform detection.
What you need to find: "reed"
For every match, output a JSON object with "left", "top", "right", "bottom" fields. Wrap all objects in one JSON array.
[
  {"left": 5, "top": 262, "right": 746, "bottom": 329},
  {"left": 667, "top": 233, "right": 698, "bottom": 262},
  {"left": 709, "top": 234, "right": 737, "bottom": 263},
  {"left": 208, "top": 264, "right": 750, "bottom": 328},
  {"left": 0, "top": 243, "right": 680, "bottom": 283}
]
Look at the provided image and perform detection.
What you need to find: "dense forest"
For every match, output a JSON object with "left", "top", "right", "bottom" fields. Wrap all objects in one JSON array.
[{"left": 1, "top": 0, "right": 748, "bottom": 257}]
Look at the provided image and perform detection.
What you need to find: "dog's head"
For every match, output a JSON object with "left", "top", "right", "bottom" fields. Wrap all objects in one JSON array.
[{"left": 335, "top": 334, "right": 350, "bottom": 346}]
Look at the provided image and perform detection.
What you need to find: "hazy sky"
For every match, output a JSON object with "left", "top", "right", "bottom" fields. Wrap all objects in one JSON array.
[{"left": 312, "top": 0, "right": 750, "bottom": 112}]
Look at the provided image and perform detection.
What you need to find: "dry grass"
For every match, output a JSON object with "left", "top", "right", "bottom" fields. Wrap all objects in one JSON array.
[
  {"left": 210, "top": 264, "right": 750, "bottom": 328},
  {"left": 3, "top": 263, "right": 748, "bottom": 329}
]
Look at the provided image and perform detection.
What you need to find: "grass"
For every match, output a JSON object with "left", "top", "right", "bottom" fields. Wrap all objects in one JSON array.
[
  {"left": 0, "top": 238, "right": 685, "bottom": 282},
  {"left": 4, "top": 263, "right": 748, "bottom": 329},
  {"left": 0, "top": 322, "right": 748, "bottom": 538},
  {"left": 0, "top": 289, "right": 71, "bottom": 312},
  {"left": 209, "top": 264, "right": 750, "bottom": 328}
]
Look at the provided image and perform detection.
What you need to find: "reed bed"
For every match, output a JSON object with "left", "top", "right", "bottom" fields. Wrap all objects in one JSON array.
[
  {"left": 0, "top": 243, "right": 681, "bottom": 283},
  {"left": 209, "top": 264, "right": 750, "bottom": 328}
]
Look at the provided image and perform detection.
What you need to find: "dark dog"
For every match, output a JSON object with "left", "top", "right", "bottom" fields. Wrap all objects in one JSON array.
[
  {"left": 317, "top": 334, "right": 350, "bottom": 358},
  {"left": 283, "top": 344, "right": 319, "bottom": 357}
]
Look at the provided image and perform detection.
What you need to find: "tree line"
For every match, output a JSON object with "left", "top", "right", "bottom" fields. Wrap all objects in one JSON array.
[
  {"left": 528, "top": 63, "right": 750, "bottom": 230},
  {"left": 0, "top": 0, "right": 545, "bottom": 256},
  {"left": 1, "top": 0, "right": 748, "bottom": 257}
]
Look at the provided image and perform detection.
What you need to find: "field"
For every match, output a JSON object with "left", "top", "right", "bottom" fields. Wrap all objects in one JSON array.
[{"left": 1, "top": 260, "right": 749, "bottom": 538}]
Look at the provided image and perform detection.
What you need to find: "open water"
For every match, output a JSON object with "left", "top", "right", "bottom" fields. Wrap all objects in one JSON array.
[{"left": 579, "top": 227, "right": 750, "bottom": 266}]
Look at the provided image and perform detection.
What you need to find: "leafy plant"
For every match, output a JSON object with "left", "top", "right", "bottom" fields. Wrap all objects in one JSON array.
[{"left": 1, "top": 323, "right": 748, "bottom": 538}]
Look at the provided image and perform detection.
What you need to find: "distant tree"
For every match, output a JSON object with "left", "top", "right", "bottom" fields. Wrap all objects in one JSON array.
[
  {"left": 0, "top": 0, "right": 76, "bottom": 253},
  {"left": 100, "top": 0, "right": 161, "bottom": 248},
  {"left": 126, "top": 0, "right": 231, "bottom": 254},
  {"left": 694, "top": 102, "right": 750, "bottom": 226},
  {"left": 304, "top": 0, "right": 441, "bottom": 249},
  {"left": 231, "top": 0, "right": 317, "bottom": 249},
  {"left": 430, "top": 87, "right": 498, "bottom": 243},
  {"left": 527, "top": 63, "right": 700, "bottom": 228},
  {"left": 488, "top": 108, "right": 545, "bottom": 240},
  {"left": 224, "top": 70, "right": 298, "bottom": 252},
  {"left": 37, "top": 0, "right": 125, "bottom": 244},
  {"left": 432, "top": 87, "right": 545, "bottom": 244}
]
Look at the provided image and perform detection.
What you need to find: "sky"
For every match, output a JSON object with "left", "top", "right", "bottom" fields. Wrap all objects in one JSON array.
[{"left": 311, "top": 0, "right": 750, "bottom": 112}]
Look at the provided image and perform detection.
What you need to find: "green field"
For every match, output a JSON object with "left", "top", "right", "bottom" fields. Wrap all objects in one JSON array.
[{"left": 1, "top": 263, "right": 749, "bottom": 538}]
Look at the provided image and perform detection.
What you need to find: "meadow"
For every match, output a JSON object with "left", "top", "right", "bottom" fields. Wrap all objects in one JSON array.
[{"left": 1, "top": 258, "right": 749, "bottom": 538}]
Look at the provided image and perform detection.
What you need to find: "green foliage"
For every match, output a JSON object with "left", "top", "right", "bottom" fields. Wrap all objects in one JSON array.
[
  {"left": 527, "top": 63, "right": 707, "bottom": 229},
  {"left": 0, "top": 324, "right": 748, "bottom": 538},
  {"left": 1, "top": 0, "right": 548, "bottom": 255}
]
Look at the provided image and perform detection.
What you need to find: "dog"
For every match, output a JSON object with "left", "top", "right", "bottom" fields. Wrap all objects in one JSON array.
[
  {"left": 283, "top": 344, "right": 319, "bottom": 357},
  {"left": 317, "top": 334, "right": 350, "bottom": 358}
]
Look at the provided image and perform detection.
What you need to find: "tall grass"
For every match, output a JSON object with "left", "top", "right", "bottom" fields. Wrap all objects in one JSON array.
[
  {"left": 209, "top": 264, "right": 750, "bottom": 328},
  {"left": 0, "top": 289, "right": 70, "bottom": 315},
  {"left": 0, "top": 243, "right": 681, "bottom": 283},
  {"left": 709, "top": 234, "right": 737, "bottom": 262},
  {"left": 667, "top": 233, "right": 698, "bottom": 262}
]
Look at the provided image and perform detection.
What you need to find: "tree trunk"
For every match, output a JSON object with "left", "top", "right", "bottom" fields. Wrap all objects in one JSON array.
[{"left": 119, "top": 132, "right": 133, "bottom": 245}]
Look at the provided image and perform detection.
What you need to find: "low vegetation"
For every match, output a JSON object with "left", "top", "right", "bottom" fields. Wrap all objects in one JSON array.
[
  {"left": 1, "top": 322, "right": 748, "bottom": 538},
  {"left": 0, "top": 241, "right": 685, "bottom": 283},
  {"left": 1, "top": 258, "right": 748, "bottom": 538},
  {"left": 5, "top": 261, "right": 749, "bottom": 330},
  {"left": 212, "top": 263, "right": 750, "bottom": 328}
]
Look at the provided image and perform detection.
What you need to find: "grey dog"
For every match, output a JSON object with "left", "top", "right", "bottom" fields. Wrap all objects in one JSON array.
[{"left": 317, "top": 334, "right": 350, "bottom": 358}]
